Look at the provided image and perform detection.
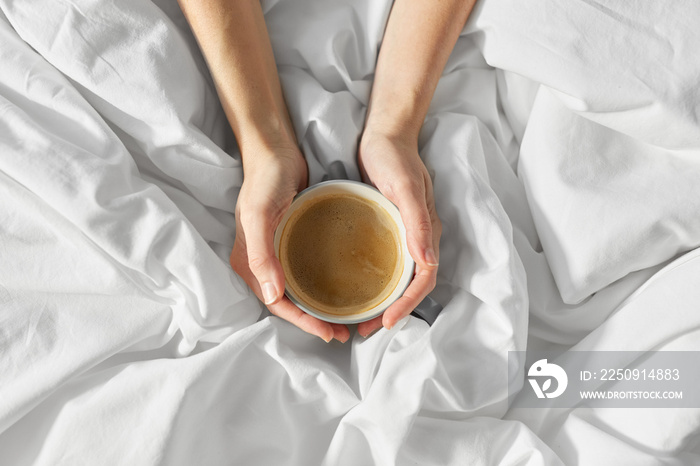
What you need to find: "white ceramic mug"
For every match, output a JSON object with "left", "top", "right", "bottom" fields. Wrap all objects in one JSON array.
[{"left": 274, "top": 180, "right": 415, "bottom": 324}]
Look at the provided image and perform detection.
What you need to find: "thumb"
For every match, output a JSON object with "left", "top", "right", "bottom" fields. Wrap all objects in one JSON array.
[
  {"left": 245, "top": 214, "right": 286, "bottom": 305},
  {"left": 392, "top": 186, "right": 438, "bottom": 270}
]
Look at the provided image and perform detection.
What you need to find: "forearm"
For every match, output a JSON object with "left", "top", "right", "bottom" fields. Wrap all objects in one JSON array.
[
  {"left": 365, "top": 0, "right": 476, "bottom": 142},
  {"left": 178, "top": 0, "right": 296, "bottom": 161}
]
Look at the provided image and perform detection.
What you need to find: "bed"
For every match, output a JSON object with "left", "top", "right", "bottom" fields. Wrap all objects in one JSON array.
[{"left": 2, "top": 0, "right": 700, "bottom": 464}]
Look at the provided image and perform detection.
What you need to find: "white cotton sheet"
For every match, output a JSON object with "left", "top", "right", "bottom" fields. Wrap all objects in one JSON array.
[
  {"left": 470, "top": 0, "right": 700, "bottom": 304},
  {"left": 1, "top": 0, "right": 699, "bottom": 464}
]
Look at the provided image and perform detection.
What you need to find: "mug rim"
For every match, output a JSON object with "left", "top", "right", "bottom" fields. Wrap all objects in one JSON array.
[{"left": 273, "top": 180, "right": 415, "bottom": 324}]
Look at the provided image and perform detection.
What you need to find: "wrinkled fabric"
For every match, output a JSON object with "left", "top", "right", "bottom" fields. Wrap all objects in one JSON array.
[{"left": 0, "top": 0, "right": 698, "bottom": 464}]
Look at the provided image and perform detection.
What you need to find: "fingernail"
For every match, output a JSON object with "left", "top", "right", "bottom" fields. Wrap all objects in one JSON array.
[
  {"left": 425, "top": 247, "right": 439, "bottom": 267},
  {"left": 383, "top": 316, "right": 395, "bottom": 330},
  {"left": 262, "top": 282, "right": 278, "bottom": 305},
  {"left": 360, "top": 324, "right": 386, "bottom": 338},
  {"left": 322, "top": 334, "right": 332, "bottom": 343}
]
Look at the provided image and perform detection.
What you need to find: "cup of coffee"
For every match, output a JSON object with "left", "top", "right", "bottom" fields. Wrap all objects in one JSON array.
[{"left": 274, "top": 180, "right": 415, "bottom": 324}]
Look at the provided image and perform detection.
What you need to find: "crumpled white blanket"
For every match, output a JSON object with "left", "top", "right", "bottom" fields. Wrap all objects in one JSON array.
[{"left": 1, "top": 0, "right": 699, "bottom": 464}]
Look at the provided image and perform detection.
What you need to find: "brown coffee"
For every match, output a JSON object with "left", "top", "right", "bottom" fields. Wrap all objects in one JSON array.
[{"left": 280, "top": 193, "right": 402, "bottom": 315}]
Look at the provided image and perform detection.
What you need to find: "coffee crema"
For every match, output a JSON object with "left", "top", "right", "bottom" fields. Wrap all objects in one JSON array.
[{"left": 279, "top": 193, "right": 402, "bottom": 316}]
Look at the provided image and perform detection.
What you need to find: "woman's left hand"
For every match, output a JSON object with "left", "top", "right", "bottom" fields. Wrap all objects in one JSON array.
[{"left": 356, "top": 129, "right": 442, "bottom": 337}]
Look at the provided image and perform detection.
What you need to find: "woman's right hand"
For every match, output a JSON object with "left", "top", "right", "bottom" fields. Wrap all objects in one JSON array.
[{"left": 230, "top": 143, "right": 350, "bottom": 343}]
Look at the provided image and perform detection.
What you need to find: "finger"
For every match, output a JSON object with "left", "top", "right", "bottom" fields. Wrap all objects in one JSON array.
[
  {"left": 390, "top": 181, "right": 439, "bottom": 270},
  {"left": 230, "top": 234, "right": 269, "bottom": 303},
  {"left": 359, "top": 265, "right": 438, "bottom": 336},
  {"left": 424, "top": 174, "right": 442, "bottom": 259},
  {"left": 236, "top": 251, "right": 345, "bottom": 343},
  {"left": 382, "top": 266, "right": 437, "bottom": 329},
  {"left": 428, "top": 197, "right": 442, "bottom": 264},
  {"left": 268, "top": 296, "right": 336, "bottom": 343},
  {"left": 233, "top": 218, "right": 351, "bottom": 343},
  {"left": 330, "top": 323, "right": 351, "bottom": 343},
  {"left": 242, "top": 211, "right": 286, "bottom": 306},
  {"left": 357, "top": 315, "right": 383, "bottom": 338}
]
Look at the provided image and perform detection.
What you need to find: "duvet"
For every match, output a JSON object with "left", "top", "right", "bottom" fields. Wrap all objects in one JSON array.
[{"left": 1, "top": 0, "right": 700, "bottom": 464}]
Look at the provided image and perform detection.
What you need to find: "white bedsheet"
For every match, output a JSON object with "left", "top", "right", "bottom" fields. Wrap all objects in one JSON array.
[{"left": 1, "top": 0, "right": 699, "bottom": 464}]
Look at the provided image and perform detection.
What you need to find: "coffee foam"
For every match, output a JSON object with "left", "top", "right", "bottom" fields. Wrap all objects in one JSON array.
[{"left": 280, "top": 193, "right": 402, "bottom": 315}]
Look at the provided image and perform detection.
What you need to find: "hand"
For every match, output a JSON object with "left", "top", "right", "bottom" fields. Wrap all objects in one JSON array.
[
  {"left": 356, "top": 130, "right": 442, "bottom": 337},
  {"left": 230, "top": 144, "right": 351, "bottom": 343}
]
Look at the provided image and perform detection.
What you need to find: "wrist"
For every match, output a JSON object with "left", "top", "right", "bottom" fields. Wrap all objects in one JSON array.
[
  {"left": 240, "top": 140, "right": 302, "bottom": 169},
  {"left": 239, "top": 136, "right": 305, "bottom": 177},
  {"left": 364, "top": 90, "right": 425, "bottom": 146},
  {"left": 235, "top": 109, "right": 302, "bottom": 164},
  {"left": 233, "top": 103, "right": 297, "bottom": 149},
  {"left": 361, "top": 119, "right": 418, "bottom": 154}
]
